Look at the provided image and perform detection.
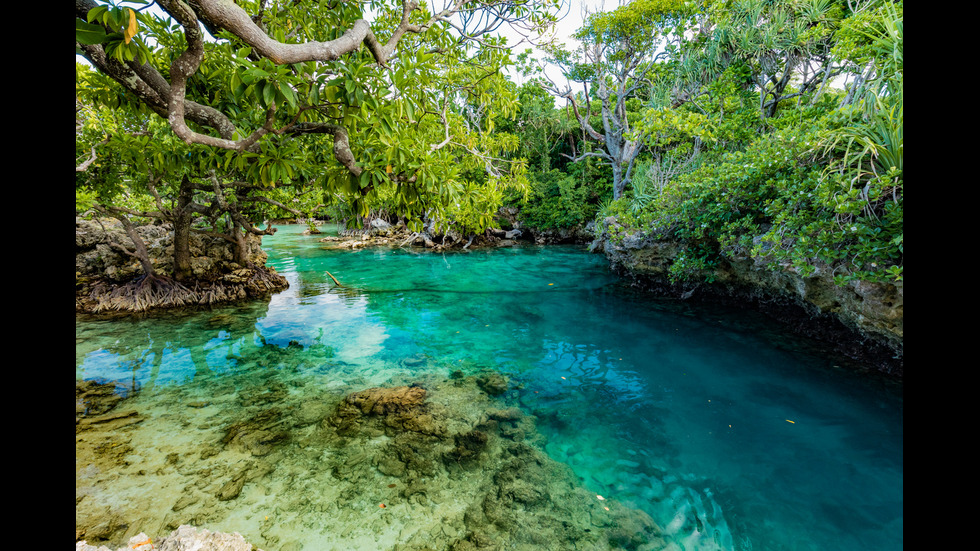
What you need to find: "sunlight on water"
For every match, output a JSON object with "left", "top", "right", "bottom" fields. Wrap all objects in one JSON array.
[{"left": 76, "top": 225, "right": 902, "bottom": 551}]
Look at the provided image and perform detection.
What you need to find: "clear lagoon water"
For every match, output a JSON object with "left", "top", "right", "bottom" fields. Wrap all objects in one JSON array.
[{"left": 75, "top": 224, "right": 903, "bottom": 550}]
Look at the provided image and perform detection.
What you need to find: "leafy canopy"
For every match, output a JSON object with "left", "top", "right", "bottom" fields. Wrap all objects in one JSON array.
[{"left": 76, "top": 0, "right": 560, "bottom": 234}]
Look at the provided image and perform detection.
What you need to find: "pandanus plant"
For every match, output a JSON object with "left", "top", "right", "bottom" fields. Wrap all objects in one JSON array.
[{"left": 817, "top": 1, "right": 902, "bottom": 216}]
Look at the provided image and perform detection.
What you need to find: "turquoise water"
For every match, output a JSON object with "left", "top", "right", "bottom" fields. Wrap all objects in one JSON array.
[{"left": 75, "top": 224, "right": 903, "bottom": 550}]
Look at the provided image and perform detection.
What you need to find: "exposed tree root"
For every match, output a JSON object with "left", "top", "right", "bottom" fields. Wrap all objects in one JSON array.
[{"left": 79, "top": 266, "right": 288, "bottom": 314}]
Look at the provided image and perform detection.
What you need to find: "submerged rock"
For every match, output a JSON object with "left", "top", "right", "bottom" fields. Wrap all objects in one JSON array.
[
  {"left": 76, "top": 525, "right": 263, "bottom": 551},
  {"left": 345, "top": 385, "right": 427, "bottom": 416},
  {"left": 475, "top": 372, "right": 509, "bottom": 396},
  {"left": 327, "top": 385, "right": 446, "bottom": 438},
  {"left": 446, "top": 429, "right": 490, "bottom": 465},
  {"left": 221, "top": 408, "right": 289, "bottom": 456},
  {"left": 318, "top": 378, "right": 664, "bottom": 550},
  {"left": 77, "top": 373, "right": 665, "bottom": 551},
  {"left": 76, "top": 380, "right": 126, "bottom": 421}
]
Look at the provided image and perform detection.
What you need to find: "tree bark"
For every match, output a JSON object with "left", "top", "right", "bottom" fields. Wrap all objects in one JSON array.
[
  {"left": 173, "top": 175, "right": 195, "bottom": 281},
  {"left": 94, "top": 206, "right": 157, "bottom": 278},
  {"left": 231, "top": 219, "right": 247, "bottom": 266}
]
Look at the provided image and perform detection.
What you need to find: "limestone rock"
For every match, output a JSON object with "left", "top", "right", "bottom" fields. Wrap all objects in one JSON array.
[
  {"left": 593, "top": 218, "right": 903, "bottom": 375},
  {"left": 476, "top": 372, "right": 509, "bottom": 396},
  {"left": 77, "top": 526, "right": 263, "bottom": 551},
  {"left": 76, "top": 380, "right": 125, "bottom": 420},
  {"left": 77, "top": 373, "right": 668, "bottom": 551},
  {"left": 346, "top": 385, "right": 427, "bottom": 416},
  {"left": 328, "top": 385, "right": 447, "bottom": 437},
  {"left": 75, "top": 217, "right": 287, "bottom": 314}
]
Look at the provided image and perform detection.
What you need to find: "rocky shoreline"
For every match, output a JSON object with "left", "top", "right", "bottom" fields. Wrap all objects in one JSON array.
[
  {"left": 77, "top": 215, "right": 902, "bottom": 373},
  {"left": 304, "top": 214, "right": 593, "bottom": 251},
  {"left": 590, "top": 218, "right": 903, "bottom": 377},
  {"left": 76, "top": 217, "right": 288, "bottom": 315}
]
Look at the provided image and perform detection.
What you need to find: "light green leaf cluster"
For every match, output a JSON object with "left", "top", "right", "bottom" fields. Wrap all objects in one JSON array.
[
  {"left": 636, "top": 108, "right": 716, "bottom": 148},
  {"left": 76, "top": 1, "right": 151, "bottom": 64},
  {"left": 578, "top": 0, "right": 691, "bottom": 43}
]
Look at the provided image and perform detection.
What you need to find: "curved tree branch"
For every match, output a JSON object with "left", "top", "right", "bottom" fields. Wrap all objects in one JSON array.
[
  {"left": 181, "top": 0, "right": 430, "bottom": 66},
  {"left": 161, "top": 0, "right": 278, "bottom": 150},
  {"left": 286, "top": 122, "right": 364, "bottom": 177},
  {"left": 76, "top": 0, "right": 240, "bottom": 141},
  {"left": 79, "top": 0, "right": 548, "bottom": 180},
  {"left": 76, "top": 136, "right": 109, "bottom": 172}
]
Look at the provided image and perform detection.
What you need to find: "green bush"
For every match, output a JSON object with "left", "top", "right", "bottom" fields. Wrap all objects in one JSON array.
[
  {"left": 518, "top": 168, "right": 601, "bottom": 230},
  {"left": 632, "top": 118, "right": 902, "bottom": 285}
]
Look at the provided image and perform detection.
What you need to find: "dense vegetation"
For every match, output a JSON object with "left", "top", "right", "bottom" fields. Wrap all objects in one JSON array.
[{"left": 77, "top": 0, "right": 902, "bottom": 287}]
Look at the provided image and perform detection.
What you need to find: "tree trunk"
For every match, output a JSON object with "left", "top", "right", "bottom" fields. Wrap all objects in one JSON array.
[
  {"left": 173, "top": 175, "right": 195, "bottom": 281},
  {"left": 231, "top": 220, "right": 248, "bottom": 266},
  {"left": 96, "top": 206, "right": 157, "bottom": 278},
  {"left": 612, "top": 163, "right": 626, "bottom": 200},
  {"left": 117, "top": 215, "right": 157, "bottom": 278}
]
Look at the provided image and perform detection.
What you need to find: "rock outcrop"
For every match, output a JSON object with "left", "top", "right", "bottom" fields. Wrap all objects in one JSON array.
[
  {"left": 76, "top": 217, "right": 288, "bottom": 314},
  {"left": 592, "top": 218, "right": 903, "bottom": 376}
]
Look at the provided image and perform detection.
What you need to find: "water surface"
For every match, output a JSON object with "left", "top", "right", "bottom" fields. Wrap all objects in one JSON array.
[{"left": 75, "top": 224, "right": 903, "bottom": 550}]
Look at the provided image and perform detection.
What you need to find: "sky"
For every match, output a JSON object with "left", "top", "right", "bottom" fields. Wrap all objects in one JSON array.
[{"left": 496, "top": 0, "right": 607, "bottom": 89}]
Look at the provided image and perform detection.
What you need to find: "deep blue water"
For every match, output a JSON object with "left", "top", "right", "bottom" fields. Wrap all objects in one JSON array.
[{"left": 76, "top": 224, "right": 902, "bottom": 550}]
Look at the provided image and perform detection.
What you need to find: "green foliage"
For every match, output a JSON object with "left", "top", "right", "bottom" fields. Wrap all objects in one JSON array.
[
  {"left": 518, "top": 169, "right": 597, "bottom": 230},
  {"left": 578, "top": 0, "right": 691, "bottom": 44},
  {"left": 76, "top": 0, "right": 553, "bottom": 240},
  {"left": 75, "top": 0, "right": 903, "bottom": 288},
  {"left": 576, "top": 0, "right": 905, "bottom": 287},
  {"left": 832, "top": 0, "right": 903, "bottom": 106},
  {"left": 627, "top": 161, "right": 660, "bottom": 214},
  {"left": 628, "top": 115, "right": 901, "bottom": 284},
  {"left": 819, "top": 99, "right": 902, "bottom": 183},
  {"left": 76, "top": 1, "right": 150, "bottom": 64},
  {"left": 635, "top": 107, "right": 716, "bottom": 149},
  {"left": 668, "top": 246, "right": 719, "bottom": 284}
]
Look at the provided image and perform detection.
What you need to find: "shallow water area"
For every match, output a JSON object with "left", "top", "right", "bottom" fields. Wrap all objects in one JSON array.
[{"left": 76, "top": 224, "right": 903, "bottom": 550}]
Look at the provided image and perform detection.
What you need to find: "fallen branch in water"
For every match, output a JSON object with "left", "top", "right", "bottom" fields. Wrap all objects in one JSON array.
[
  {"left": 326, "top": 271, "right": 344, "bottom": 287},
  {"left": 399, "top": 232, "right": 420, "bottom": 248}
]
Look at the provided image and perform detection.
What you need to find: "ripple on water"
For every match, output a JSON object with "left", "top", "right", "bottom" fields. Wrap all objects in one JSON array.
[{"left": 76, "top": 233, "right": 902, "bottom": 551}]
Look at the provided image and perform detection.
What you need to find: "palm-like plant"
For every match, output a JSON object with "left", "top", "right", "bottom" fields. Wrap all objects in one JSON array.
[
  {"left": 818, "top": 1, "right": 903, "bottom": 208},
  {"left": 825, "top": 96, "right": 902, "bottom": 180},
  {"left": 841, "top": 1, "right": 903, "bottom": 116}
]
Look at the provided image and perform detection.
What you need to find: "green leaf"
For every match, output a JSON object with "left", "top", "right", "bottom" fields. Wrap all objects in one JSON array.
[
  {"left": 380, "top": 116, "right": 393, "bottom": 136},
  {"left": 230, "top": 71, "right": 242, "bottom": 95},
  {"left": 76, "top": 20, "right": 108, "bottom": 45},
  {"left": 86, "top": 6, "right": 108, "bottom": 24},
  {"left": 262, "top": 80, "right": 276, "bottom": 107},
  {"left": 243, "top": 68, "right": 271, "bottom": 83},
  {"left": 280, "top": 84, "right": 298, "bottom": 109}
]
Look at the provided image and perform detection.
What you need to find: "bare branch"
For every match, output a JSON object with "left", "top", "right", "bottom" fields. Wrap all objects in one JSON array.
[{"left": 76, "top": 136, "right": 109, "bottom": 172}]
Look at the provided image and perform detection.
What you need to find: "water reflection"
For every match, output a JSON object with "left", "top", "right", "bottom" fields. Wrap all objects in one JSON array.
[{"left": 75, "top": 227, "right": 902, "bottom": 551}]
